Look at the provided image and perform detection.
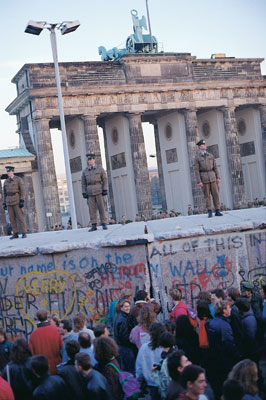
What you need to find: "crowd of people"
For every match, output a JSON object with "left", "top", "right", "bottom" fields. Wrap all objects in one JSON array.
[{"left": 0, "top": 283, "right": 265, "bottom": 400}]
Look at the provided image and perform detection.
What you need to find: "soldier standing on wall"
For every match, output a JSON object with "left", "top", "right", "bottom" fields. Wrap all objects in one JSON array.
[
  {"left": 2, "top": 166, "right": 27, "bottom": 239},
  {"left": 81, "top": 153, "right": 108, "bottom": 232},
  {"left": 195, "top": 140, "right": 223, "bottom": 218}
]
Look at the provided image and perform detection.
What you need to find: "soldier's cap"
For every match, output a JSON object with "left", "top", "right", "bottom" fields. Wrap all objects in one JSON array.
[
  {"left": 196, "top": 139, "right": 206, "bottom": 146},
  {"left": 5, "top": 166, "right": 15, "bottom": 172},
  {"left": 241, "top": 281, "right": 254, "bottom": 291},
  {"left": 86, "top": 153, "right": 96, "bottom": 159}
]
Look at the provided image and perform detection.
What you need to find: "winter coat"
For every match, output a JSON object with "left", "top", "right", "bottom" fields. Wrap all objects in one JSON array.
[
  {"left": 81, "top": 165, "right": 108, "bottom": 196},
  {"left": 195, "top": 151, "right": 219, "bottom": 184},
  {"left": 29, "top": 322, "right": 62, "bottom": 375},
  {"left": 82, "top": 369, "right": 111, "bottom": 400},
  {"left": 2, "top": 358, "right": 35, "bottom": 399},
  {"left": 207, "top": 315, "right": 239, "bottom": 373},
  {"left": 135, "top": 342, "right": 163, "bottom": 387},
  {"left": 129, "top": 324, "right": 150, "bottom": 349},
  {"left": 3, "top": 176, "right": 25, "bottom": 206},
  {"left": 33, "top": 373, "right": 68, "bottom": 400},
  {"left": 240, "top": 310, "right": 259, "bottom": 360},
  {"left": 169, "top": 301, "right": 188, "bottom": 322},
  {"left": 114, "top": 311, "right": 131, "bottom": 347},
  {"left": 57, "top": 359, "right": 85, "bottom": 400},
  {"left": 0, "top": 338, "right": 12, "bottom": 370}
]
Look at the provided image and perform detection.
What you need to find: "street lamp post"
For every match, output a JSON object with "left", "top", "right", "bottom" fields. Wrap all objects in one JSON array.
[{"left": 25, "top": 20, "right": 80, "bottom": 230}]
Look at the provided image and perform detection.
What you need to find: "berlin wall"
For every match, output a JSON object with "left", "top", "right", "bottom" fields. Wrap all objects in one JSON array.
[{"left": 0, "top": 229, "right": 265, "bottom": 339}]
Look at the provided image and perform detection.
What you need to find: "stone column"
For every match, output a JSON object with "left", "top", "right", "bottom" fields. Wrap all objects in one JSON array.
[
  {"left": 34, "top": 118, "right": 62, "bottom": 230},
  {"left": 183, "top": 109, "right": 205, "bottom": 208},
  {"left": 23, "top": 172, "right": 39, "bottom": 233},
  {"left": 127, "top": 113, "right": 153, "bottom": 219},
  {"left": 0, "top": 181, "right": 6, "bottom": 236},
  {"left": 222, "top": 107, "right": 246, "bottom": 208},
  {"left": 102, "top": 124, "right": 116, "bottom": 220},
  {"left": 259, "top": 105, "right": 266, "bottom": 162},
  {"left": 151, "top": 120, "right": 167, "bottom": 211},
  {"left": 82, "top": 115, "right": 102, "bottom": 166}
]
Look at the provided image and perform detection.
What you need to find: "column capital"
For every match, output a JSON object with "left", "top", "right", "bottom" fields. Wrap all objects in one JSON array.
[
  {"left": 125, "top": 112, "right": 142, "bottom": 120},
  {"left": 81, "top": 114, "right": 99, "bottom": 121},
  {"left": 179, "top": 108, "right": 198, "bottom": 115},
  {"left": 220, "top": 105, "right": 236, "bottom": 113}
]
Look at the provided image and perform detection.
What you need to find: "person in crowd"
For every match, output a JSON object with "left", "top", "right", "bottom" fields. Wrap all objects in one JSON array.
[
  {"left": 58, "top": 319, "right": 78, "bottom": 363},
  {"left": 108, "top": 288, "right": 133, "bottom": 331},
  {"left": 136, "top": 322, "right": 165, "bottom": 400},
  {"left": 130, "top": 305, "right": 156, "bottom": 349},
  {"left": 178, "top": 364, "right": 207, "bottom": 400},
  {"left": 94, "top": 336, "right": 123, "bottom": 400},
  {"left": 2, "top": 165, "right": 27, "bottom": 239},
  {"left": 241, "top": 281, "right": 263, "bottom": 322},
  {"left": 169, "top": 288, "right": 188, "bottom": 322},
  {"left": 222, "top": 379, "right": 245, "bottom": 400},
  {"left": 75, "top": 352, "right": 111, "bottom": 399},
  {"left": 166, "top": 350, "right": 191, "bottom": 400},
  {"left": 94, "top": 324, "right": 109, "bottom": 338},
  {"left": 78, "top": 332, "right": 97, "bottom": 366},
  {"left": 0, "top": 328, "right": 12, "bottom": 371},
  {"left": 29, "top": 310, "right": 62, "bottom": 375},
  {"left": 175, "top": 315, "right": 200, "bottom": 365},
  {"left": 48, "top": 314, "right": 60, "bottom": 327},
  {"left": 114, "top": 299, "right": 136, "bottom": 374},
  {"left": 2, "top": 338, "right": 34, "bottom": 400},
  {"left": 0, "top": 373, "right": 14, "bottom": 400},
  {"left": 195, "top": 139, "right": 223, "bottom": 218},
  {"left": 151, "top": 331, "right": 176, "bottom": 399},
  {"left": 164, "top": 320, "right": 176, "bottom": 337},
  {"left": 207, "top": 300, "right": 240, "bottom": 399},
  {"left": 31, "top": 355, "right": 67, "bottom": 400},
  {"left": 235, "top": 297, "right": 259, "bottom": 361},
  {"left": 57, "top": 340, "right": 85, "bottom": 399},
  {"left": 73, "top": 312, "right": 95, "bottom": 341},
  {"left": 127, "top": 289, "right": 161, "bottom": 333},
  {"left": 81, "top": 153, "right": 108, "bottom": 232},
  {"left": 228, "top": 359, "right": 262, "bottom": 400},
  {"left": 196, "top": 300, "right": 212, "bottom": 371},
  {"left": 226, "top": 287, "right": 242, "bottom": 347},
  {"left": 260, "top": 285, "right": 266, "bottom": 322},
  {"left": 197, "top": 291, "right": 214, "bottom": 317},
  {"left": 211, "top": 288, "right": 225, "bottom": 307}
]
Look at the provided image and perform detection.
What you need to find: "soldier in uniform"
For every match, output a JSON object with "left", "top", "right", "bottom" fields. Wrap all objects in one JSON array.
[
  {"left": 81, "top": 153, "right": 108, "bottom": 232},
  {"left": 195, "top": 140, "right": 223, "bottom": 218},
  {"left": 2, "top": 166, "right": 27, "bottom": 239}
]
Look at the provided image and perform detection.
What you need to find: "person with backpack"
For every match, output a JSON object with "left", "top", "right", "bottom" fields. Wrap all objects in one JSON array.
[
  {"left": 94, "top": 336, "right": 123, "bottom": 400},
  {"left": 169, "top": 288, "right": 188, "bottom": 322}
]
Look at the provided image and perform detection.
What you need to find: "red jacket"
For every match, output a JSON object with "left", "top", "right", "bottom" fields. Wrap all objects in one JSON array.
[
  {"left": 0, "top": 377, "right": 14, "bottom": 400},
  {"left": 29, "top": 322, "right": 62, "bottom": 374},
  {"left": 169, "top": 301, "right": 188, "bottom": 322}
]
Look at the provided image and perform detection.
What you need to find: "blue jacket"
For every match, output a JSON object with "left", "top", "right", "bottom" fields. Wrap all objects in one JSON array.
[
  {"left": 114, "top": 311, "right": 131, "bottom": 346},
  {"left": 240, "top": 310, "right": 259, "bottom": 360},
  {"left": 135, "top": 342, "right": 163, "bottom": 386},
  {"left": 207, "top": 315, "right": 239, "bottom": 372}
]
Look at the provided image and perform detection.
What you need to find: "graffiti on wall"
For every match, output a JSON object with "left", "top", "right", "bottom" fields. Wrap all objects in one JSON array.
[
  {"left": 0, "top": 230, "right": 265, "bottom": 339},
  {"left": 148, "top": 231, "right": 266, "bottom": 318},
  {"left": 0, "top": 246, "right": 149, "bottom": 339}
]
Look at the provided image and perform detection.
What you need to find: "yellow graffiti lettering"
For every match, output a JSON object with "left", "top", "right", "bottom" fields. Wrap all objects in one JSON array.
[
  {"left": 58, "top": 280, "right": 66, "bottom": 293},
  {"left": 49, "top": 279, "right": 58, "bottom": 293}
]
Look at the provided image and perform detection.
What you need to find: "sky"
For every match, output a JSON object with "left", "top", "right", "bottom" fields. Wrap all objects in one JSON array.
[{"left": 1, "top": 0, "right": 266, "bottom": 175}]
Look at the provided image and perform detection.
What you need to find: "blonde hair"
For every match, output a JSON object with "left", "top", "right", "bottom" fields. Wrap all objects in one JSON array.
[{"left": 228, "top": 359, "right": 258, "bottom": 395}]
